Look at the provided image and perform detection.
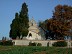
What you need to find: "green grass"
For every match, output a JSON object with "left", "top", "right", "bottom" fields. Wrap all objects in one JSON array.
[{"left": 0, "top": 46, "right": 71, "bottom": 54}]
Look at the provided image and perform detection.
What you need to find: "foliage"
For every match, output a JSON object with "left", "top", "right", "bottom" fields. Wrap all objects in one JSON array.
[
  {"left": 9, "top": 2, "right": 29, "bottom": 39},
  {"left": 29, "top": 42, "right": 37, "bottom": 46},
  {"left": 38, "top": 20, "right": 49, "bottom": 40},
  {"left": 37, "top": 43, "right": 42, "bottom": 46},
  {"left": 52, "top": 41, "right": 67, "bottom": 47},
  {"left": 39, "top": 5, "right": 72, "bottom": 40},
  {"left": 38, "top": 20, "right": 48, "bottom": 30},
  {"left": 29, "top": 42, "right": 42, "bottom": 46},
  {"left": 0, "top": 40, "right": 13, "bottom": 46},
  {"left": 47, "top": 5, "right": 72, "bottom": 40}
]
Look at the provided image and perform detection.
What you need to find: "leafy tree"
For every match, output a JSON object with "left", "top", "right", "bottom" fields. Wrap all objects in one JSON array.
[
  {"left": 38, "top": 20, "right": 49, "bottom": 40},
  {"left": 47, "top": 5, "right": 72, "bottom": 40},
  {"left": 38, "top": 20, "right": 48, "bottom": 30},
  {"left": 9, "top": 2, "right": 29, "bottom": 39}
]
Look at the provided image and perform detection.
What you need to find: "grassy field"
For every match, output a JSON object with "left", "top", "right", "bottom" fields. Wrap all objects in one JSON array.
[{"left": 0, "top": 46, "right": 72, "bottom": 54}]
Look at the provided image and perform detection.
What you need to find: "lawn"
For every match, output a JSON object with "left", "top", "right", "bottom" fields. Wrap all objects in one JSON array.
[{"left": 0, "top": 46, "right": 71, "bottom": 54}]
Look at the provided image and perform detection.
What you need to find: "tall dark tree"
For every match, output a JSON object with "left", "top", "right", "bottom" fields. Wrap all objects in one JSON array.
[
  {"left": 19, "top": 2, "right": 29, "bottom": 37},
  {"left": 10, "top": 13, "right": 20, "bottom": 39},
  {"left": 9, "top": 2, "right": 29, "bottom": 39}
]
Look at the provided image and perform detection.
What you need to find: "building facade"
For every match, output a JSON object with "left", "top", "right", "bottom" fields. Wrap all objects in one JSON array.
[{"left": 26, "top": 18, "right": 45, "bottom": 40}]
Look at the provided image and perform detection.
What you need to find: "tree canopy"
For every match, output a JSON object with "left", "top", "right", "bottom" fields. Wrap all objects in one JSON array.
[
  {"left": 47, "top": 5, "right": 72, "bottom": 40},
  {"left": 38, "top": 5, "right": 72, "bottom": 40}
]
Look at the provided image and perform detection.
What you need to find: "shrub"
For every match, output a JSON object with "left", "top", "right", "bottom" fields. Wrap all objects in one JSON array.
[
  {"left": 0, "top": 41, "right": 3, "bottom": 45},
  {"left": 37, "top": 43, "right": 42, "bottom": 46},
  {"left": 52, "top": 41, "right": 67, "bottom": 47},
  {"left": 4, "top": 40, "right": 13, "bottom": 46},
  {"left": 32, "top": 42, "right": 37, "bottom": 46},
  {"left": 29, "top": 42, "right": 36, "bottom": 46},
  {"left": 0, "top": 40, "right": 13, "bottom": 46}
]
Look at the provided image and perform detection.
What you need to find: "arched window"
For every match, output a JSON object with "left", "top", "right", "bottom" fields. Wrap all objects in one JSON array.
[{"left": 29, "top": 33, "right": 32, "bottom": 37}]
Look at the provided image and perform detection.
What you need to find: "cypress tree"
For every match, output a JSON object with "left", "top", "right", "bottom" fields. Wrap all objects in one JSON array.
[
  {"left": 19, "top": 2, "right": 29, "bottom": 37},
  {"left": 9, "top": 2, "right": 29, "bottom": 39}
]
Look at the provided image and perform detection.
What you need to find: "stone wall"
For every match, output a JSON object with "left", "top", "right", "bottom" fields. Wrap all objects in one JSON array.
[{"left": 12, "top": 40, "right": 72, "bottom": 47}]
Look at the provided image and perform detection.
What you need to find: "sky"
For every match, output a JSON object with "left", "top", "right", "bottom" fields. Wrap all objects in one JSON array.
[{"left": 0, "top": 0, "right": 72, "bottom": 40}]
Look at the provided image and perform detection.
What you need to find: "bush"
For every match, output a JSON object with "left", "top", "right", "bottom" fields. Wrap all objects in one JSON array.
[
  {"left": 52, "top": 41, "right": 67, "bottom": 47},
  {"left": 0, "top": 41, "right": 3, "bottom": 45},
  {"left": 4, "top": 40, "right": 13, "bottom": 46},
  {"left": 0, "top": 40, "right": 13, "bottom": 46},
  {"left": 29, "top": 42, "right": 36, "bottom": 46},
  {"left": 37, "top": 43, "right": 42, "bottom": 46}
]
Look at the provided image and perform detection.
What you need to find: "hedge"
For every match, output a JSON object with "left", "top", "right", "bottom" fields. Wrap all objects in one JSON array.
[{"left": 52, "top": 41, "right": 67, "bottom": 47}]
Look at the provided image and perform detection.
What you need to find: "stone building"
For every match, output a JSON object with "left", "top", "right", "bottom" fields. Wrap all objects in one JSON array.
[{"left": 26, "top": 18, "right": 45, "bottom": 40}]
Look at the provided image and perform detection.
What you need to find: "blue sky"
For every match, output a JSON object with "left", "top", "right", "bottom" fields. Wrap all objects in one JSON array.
[{"left": 0, "top": 0, "right": 72, "bottom": 40}]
